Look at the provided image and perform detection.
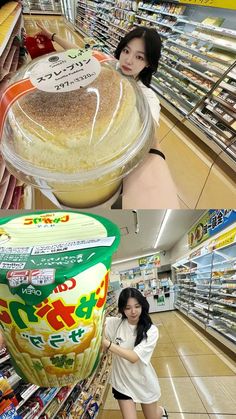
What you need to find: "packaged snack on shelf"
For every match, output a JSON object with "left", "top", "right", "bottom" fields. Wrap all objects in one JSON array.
[{"left": 201, "top": 17, "right": 225, "bottom": 27}]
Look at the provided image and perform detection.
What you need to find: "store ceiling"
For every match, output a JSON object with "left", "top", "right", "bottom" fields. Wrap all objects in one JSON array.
[{"left": 90, "top": 209, "right": 205, "bottom": 261}]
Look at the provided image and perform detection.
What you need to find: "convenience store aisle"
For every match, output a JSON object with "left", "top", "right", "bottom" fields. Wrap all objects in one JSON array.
[
  {"left": 23, "top": 16, "right": 236, "bottom": 209},
  {"left": 99, "top": 311, "right": 236, "bottom": 418}
]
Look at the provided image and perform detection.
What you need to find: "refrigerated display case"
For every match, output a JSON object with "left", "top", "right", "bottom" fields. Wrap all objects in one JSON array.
[
  {"left": 135, "top": 1, "right": 236, "bottom": 169},
  {"left": 72, "top": 0, "right": 135, "bottom": 54},
  {"left": 173, "top": 225, "right": 236, "bottom": 353},
  {"left": 23, "top": 0, "right": 62, "bottom": 14},
  {"left": 207, "top": 241, "right": 236, "bottom": 349},
  {"left": 59, "top": 0, "right": 236, "bottom": 169},
  {"left": 61, "top": 0, "right": 76, "bottom": 24},
  {"left": 187, "top": 62, "right": 236, "bottom": 167},
  {"left": 173, "top": 257, "right": 193, "bottom": 313}
]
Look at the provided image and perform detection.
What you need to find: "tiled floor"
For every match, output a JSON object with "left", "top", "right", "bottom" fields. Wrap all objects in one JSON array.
[
  {"left": 100, "top": 311, "right": 236, "bottom": 418},
  {"left": 23, "top": 16, "right": 236, "bottom": 210}
]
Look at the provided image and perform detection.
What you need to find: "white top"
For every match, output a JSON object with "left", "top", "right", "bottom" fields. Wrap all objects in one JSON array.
[
  {"left": 116, "top": 62, "right": 161, "bottom": 126},
  {"left": 137, "top": 81, "right": 161, "bottom": 126},
  {"left": 105, "top": 317, "right": 161, "bottom": 403}
]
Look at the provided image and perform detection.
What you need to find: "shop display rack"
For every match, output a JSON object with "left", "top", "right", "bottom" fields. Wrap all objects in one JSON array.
[
  {"left": 62, "top": 0, "right": 236, "bottom": 169},
  {"left": 23, "top": 0, "right": 62, "bottom": 15},
  {"left": 0, "top": 287, "right": 116, "bottom": 418},
  {"left": 135, "top": 1, "right": 236, "bottom": 167},
  {"left": 74, "top": 0, "right": 135, "bottom": 52},
  {"left": 188, "top": 62, "right": 236, "bottom": 167},
  {"left": 173, "top": 239, "right": 236, "bottom": 353},
  {"left": 0, "top": 1, "right": 32, "bottom": 210}
]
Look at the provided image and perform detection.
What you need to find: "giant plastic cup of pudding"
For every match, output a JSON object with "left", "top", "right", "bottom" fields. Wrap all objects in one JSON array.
[
  {"left": 0, "top": 210, "right": 120, "bottom": 387},
  {"left": 0, "top": 49, "right": 155, "bottom": 208}
]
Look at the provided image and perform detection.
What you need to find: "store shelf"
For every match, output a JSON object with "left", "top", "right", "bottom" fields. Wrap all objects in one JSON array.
[
  {"left": 131, "top": 1, "right": 236, "bottom": 170},
  {"left": 74, "top": 23, "right": 89, "bottom": 37},
  {"left": 23, "top": 9, "right": 61, "bottom": 14},
  {"left": 212, "top": 95, "right": 236, "bottom": 113},
  {"left": 173, "top": 235, "right": 236, "bottom": 354},
  {"left": 0, "top": 354, "right": 10, "bottom": 364},
  {"left": 207, "top": 325, "right": 236, "bottom": 352},
  {"left": 220, "top": 81, "right": 236, "bottom": 95},
  {"left": 139, "top": 5, "right": 183, "bottom": 18},
  {"left": 163, "top": 47, "right": 224, "bottom": 76},
  {"left": 50, "top": 385, "right": 76, "bottom": 419},
  {"left": 157, "top": 59, "right": 210, "bottom": 94},
  {"left": 151, "top": 81, "right": 189, "bottom": 116},
  {"left": 16, "top": 385, "right": 39, "bottom": 410},
  {"left": 0, "top": 7, "right": 21, "bottom": 55},
  {"left": 167, "top": 40, "right": 231, "bottom": 66},
  {"left": 8, "top": 372, "right": 21, "bottom": 388},
  {"left": 33, "top": 389, "right": 61, "bottom": 419}
]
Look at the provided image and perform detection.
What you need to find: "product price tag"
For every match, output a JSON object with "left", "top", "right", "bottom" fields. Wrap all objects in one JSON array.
[{"left": 30, "top": 49, "right": 101, "bottom": 93}]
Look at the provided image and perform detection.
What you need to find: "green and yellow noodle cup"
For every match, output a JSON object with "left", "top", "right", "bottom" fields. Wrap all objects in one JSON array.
[{"left": 0, "top": 211, "right": 120, "bottom": 387}]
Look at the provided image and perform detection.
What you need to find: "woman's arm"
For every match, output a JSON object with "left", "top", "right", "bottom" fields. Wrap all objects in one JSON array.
[
  {"left": 123, "top": 85, "right": 180, "bottom": 209},
  {"left": 37, "top": 23, "right": 79, "bottom": 50},
  {"left": 103, "top": 337, "right": 139, "bottom": 363},
  {"left": 122, "top": 146, "right": 180, "bottom": 209}
]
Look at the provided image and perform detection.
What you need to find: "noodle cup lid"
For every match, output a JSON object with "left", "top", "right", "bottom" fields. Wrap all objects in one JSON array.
[
  {"left": 1, "top": 49, "right": 153, "bottom": 180},
  {"left": 0, "top": 210, "right": 120, "bottom": 305}
]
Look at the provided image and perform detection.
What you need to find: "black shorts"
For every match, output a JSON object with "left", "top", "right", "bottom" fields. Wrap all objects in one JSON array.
[{"left": 112, "top": 387, "right": 132, "bottom": 400}]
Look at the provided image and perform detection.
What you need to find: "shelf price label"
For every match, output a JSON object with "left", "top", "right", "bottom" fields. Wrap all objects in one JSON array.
[
  {"left": 181, "top": 0, "right": 236, "bottom": 10},
  {"left": 209, "top": 227, "right": 236, "bottom": 250}
]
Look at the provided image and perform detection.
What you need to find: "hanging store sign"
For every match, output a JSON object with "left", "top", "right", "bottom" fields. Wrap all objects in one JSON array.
[
  {"left": 119, "top": 267, "right": 142, "bottom": 281},
  {"left": 139, "top": 254, "right": 161, "bottom": 268},
  {"left": 181, "top": 0, "right": 236, "bottom": 10},
  {"left": 188, "top": 210, "right": 236, "bottom": 249}
]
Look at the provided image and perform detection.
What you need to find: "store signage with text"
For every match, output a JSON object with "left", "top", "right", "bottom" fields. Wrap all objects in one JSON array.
[
  {"left": 188, "top": 210, "right": 236, "bottom": 249},
  {"left": 139, "top": 254, "right": 161, "bottom": 268},
  {"left": 181, "top": 0, "right": 236, "bottom": 10}
]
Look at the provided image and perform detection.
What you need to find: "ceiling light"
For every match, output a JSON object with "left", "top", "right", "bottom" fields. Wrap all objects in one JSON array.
[
  {"left": 132, "top": 210, "right": 139, "bottom": 234},
  {"left": 154, "top": 209, "right": 172, "bottom": 249}
]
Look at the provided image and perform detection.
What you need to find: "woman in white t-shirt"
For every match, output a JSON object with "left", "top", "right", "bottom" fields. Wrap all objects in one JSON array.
[
  {"left": 103, "top": 287, "right": 168, "bottom": 419},
  {"left": 114, "top": 27, "right": 179, "bottom": 208},
  {"left": 36, "top": 24, "right": 179, "bottom": 209}
]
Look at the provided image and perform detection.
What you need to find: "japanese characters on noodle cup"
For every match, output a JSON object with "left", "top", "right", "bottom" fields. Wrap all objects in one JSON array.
[
  {"left": 0, "top": 211, "right": 120, "bottom": 387},
  {"left": 0, "top": 49, "right": 154, "bottom": 208}
]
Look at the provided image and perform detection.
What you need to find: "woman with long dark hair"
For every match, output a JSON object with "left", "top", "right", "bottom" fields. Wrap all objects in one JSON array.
[
  {"left": 103, "top": 287, "right": 168, "bottom": 419},
  {"left": 115, "top": 26, "right": 161, "bottom": 83}
]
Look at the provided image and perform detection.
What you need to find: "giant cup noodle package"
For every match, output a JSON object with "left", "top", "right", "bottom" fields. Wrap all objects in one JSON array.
[
  {"left": 0, "top": 49, "right": 155, "bottom": 208},
  {"left": 0, "top": 211, "right": 120, "bottom": 387}
]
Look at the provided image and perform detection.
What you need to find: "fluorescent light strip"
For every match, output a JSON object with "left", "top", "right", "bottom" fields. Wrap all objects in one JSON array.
[
  {"left": 154, "top": 209, "right": 172, "bottom": 249},
  {"left": 112, "top": 251, "right": 159, "bottom": 265}
]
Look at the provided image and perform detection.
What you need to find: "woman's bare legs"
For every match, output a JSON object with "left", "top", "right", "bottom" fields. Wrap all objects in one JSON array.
[
  {"left": 118, "top": 399, "right": 137, "bottom": 419},
  {"left": 141, "top": 402, "right": 166, "bottom": 419}
]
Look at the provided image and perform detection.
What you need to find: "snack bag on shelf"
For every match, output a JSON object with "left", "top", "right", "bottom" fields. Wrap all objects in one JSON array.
[{"left": 0, "top": 211, "right": 120, "bottom": 387}]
